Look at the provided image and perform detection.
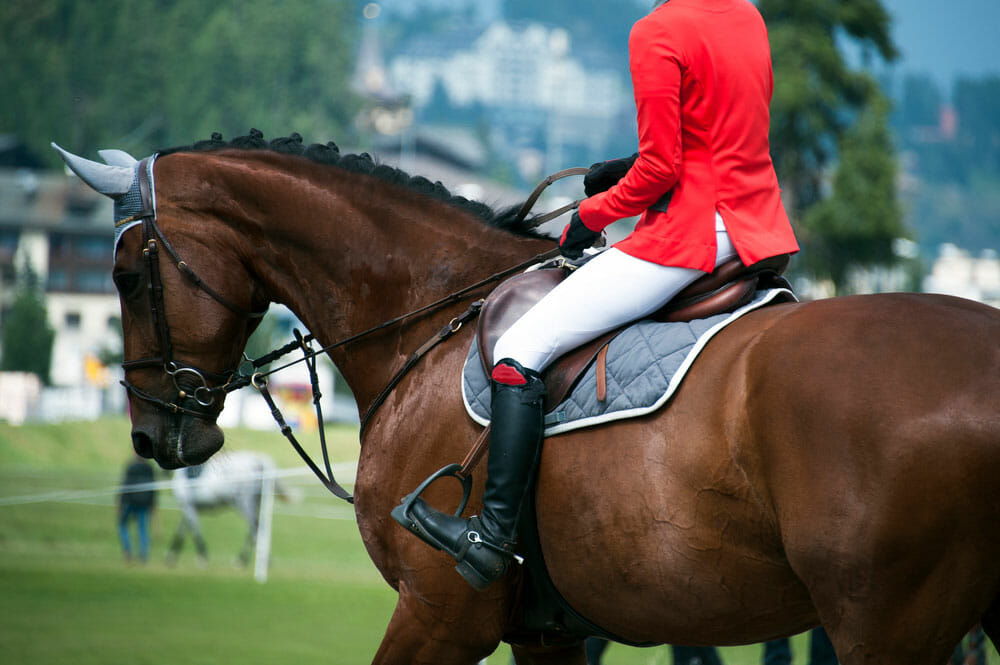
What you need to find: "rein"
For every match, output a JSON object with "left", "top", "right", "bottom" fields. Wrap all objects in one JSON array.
[
  {"left": 121, "top": 157, "right": 578, "bottom": 503},
  {"left": 512, "top": 166, "right": 589, "bottom": 229},
  {"left": 232, "top": 248, "right": 563, "bottom": 425}
]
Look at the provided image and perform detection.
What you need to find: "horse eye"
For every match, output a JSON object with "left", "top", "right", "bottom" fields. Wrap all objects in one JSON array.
[{"left": 113, "top": 271, "right": 142, "bottom": 298}]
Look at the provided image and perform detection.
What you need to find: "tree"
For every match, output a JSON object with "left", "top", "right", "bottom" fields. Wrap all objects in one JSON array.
[
  {"left": 953, "top": 76, "right": 1000, "bottom": 174},
  {"left": 760, "top": 0, "right": 897, "bottom": 216},
  {"left": 0, "top": 0, "right": 360, "bottom": 166},
  {"left": 799, "top": 93, "right": 907, "bottom": 291},
  {"left": 896, "top": 73, "right": 943, "bottom": 130},
  {"left": 1, "top": 266, "right": 55, "bottom": 384},
  {"left": 759, "top": 0, "right": 903, "bottom": 293}
]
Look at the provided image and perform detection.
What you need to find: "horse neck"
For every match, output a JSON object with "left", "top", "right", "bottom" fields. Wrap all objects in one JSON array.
[{"left": 199, "top": 152, "right": 554, "bottom": 416}]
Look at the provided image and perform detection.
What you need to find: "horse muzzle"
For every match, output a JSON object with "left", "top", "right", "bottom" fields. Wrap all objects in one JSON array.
[{"left": 130, "top": 403, "right": 224, "bottom": 469}]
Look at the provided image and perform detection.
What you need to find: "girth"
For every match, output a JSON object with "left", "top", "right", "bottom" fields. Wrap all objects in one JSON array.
[{"left": 477, "top": 254, "right": 791, "bottom": 408}]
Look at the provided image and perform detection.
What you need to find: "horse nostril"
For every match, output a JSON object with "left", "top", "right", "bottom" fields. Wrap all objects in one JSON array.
[{"left": 132, "top": 431, "right": 154, "bottom": 459}]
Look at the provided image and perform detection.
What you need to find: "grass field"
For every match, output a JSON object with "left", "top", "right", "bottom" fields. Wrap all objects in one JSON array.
[{"left": 1, "top": 418, "right": 995, "bottom": 664}]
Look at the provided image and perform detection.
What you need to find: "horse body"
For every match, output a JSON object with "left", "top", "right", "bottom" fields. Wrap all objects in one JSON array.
[
  {"left": 60, "top": 142, "right": 1000, "bottom": 664},
  {"left": 537, "top": 294, "right": 1000, "bottom": 651}
]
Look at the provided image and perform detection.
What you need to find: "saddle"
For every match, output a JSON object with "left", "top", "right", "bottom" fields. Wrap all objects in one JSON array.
[
  {"left": 473, "top": 253, "right": 791, "bottom": 646},
  {"left": 477, "top": 254, "right": 791, "bottom": 409}
]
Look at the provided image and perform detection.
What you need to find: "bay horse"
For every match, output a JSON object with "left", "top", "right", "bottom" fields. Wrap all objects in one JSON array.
[{"left": 54, "top": 134, "right": 1000, "bottom": 665}]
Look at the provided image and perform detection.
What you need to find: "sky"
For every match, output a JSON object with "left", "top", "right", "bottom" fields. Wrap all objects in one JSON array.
[{"left": 880, "top": 0, "right": 1000, "bottom": 89}]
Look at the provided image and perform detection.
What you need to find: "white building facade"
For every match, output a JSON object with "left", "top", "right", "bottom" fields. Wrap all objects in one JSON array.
[
  {"left": 390, "top": 22, "right": 625, "bottom": 119},
  {"left": 387, "top": 20, "right": 633, "bottom": 178}
]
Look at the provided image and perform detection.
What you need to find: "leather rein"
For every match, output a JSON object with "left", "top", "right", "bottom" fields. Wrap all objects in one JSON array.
[{"left": 119, "top": 157, "right": 579, "bottom": 503}]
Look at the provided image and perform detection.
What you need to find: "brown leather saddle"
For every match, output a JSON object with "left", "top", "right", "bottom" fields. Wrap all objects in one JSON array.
[{"left": 476, "top": 254, "right": 791, "bottom": 410}]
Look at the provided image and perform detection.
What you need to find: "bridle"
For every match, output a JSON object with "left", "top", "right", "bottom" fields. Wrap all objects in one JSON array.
[
  {"left": 118, "top": 156, "right": 582, "bottom": 502},
  {"left": 119, "top": 156, "right": 268, "bottom": 420},
  {"left": 117, "top": 157, "right": 357, "bottom": 501}
]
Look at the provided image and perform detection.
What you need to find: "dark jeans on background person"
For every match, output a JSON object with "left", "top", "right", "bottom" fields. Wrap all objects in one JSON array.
[
  {"left": 672, "top": 645, "right": 724, "bottom": 665},
  {"left": 585, "top": 637, "right": 609, "bottom": 665},
  {"left": 764, "top": 628, "right": 837, "bottom": 665},
  {"left": 950, "top": 624, "right": 986, "bottom": 665},
  {"left": 118, "top": 503, "right": 151, "bottom": 561}
]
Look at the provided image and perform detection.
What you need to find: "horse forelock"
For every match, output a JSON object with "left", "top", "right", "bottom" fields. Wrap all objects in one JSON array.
[{"left": 157, "top": 129, "right": 548, "bottom": 240}]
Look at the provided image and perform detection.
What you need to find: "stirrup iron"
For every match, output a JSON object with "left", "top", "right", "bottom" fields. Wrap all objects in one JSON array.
[{"left": 391, "top": 464, "right": 472, "bottom": 551}]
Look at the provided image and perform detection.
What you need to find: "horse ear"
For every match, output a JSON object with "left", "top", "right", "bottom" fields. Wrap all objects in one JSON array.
[
  {"left": 50, "top": 142, "right": 134, "bottom": 197},
  {"left": 98, "top": 149, "right": 138, "bottom": 168}
]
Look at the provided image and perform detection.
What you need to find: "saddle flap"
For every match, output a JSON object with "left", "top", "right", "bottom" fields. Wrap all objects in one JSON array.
[
  {"left": 478, "top": 268, "right": 599, "bottom": 408},
  {"left": 477, "top": 268, "right": 567, "bottom": 373}
]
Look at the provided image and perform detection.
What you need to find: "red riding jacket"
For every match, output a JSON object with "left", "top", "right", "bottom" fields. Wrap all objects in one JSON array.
[{"left": 577, "top": 0, "right": 799, "bottom": 271}]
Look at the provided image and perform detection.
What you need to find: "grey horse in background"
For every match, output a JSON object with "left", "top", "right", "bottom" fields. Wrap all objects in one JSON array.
[{"left": 166, "top": 450, "right": 296, "bottom": 567}]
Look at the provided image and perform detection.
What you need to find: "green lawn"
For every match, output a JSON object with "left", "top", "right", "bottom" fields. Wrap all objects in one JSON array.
[{"left": 0, "top": 418, "right": 995, "bottom": 664}]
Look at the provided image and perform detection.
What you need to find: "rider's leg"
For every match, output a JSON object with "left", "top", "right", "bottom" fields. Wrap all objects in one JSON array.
[
  {"left": 493, "top": 219, "right": 737, "bottom": 370},
  {"left": 395, "top": 220, "right": 737, "bottom": 590},
  {"left": 397, "top": 357, "right": 545, "bottom": 589}
]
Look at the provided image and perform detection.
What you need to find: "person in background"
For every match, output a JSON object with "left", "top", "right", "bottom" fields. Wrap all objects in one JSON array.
[
  {"left": 949, "top": 624, "right": 986, "bottom": 665},
  {"left": 763, "top": 628, "right": 837, "bottom": 665},
  {"left": 117, "top": 453, "right": 157, "bottom": 563}
]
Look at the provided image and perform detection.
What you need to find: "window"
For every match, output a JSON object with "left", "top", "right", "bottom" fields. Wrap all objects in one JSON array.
[
  {"left": 77, "top": 235, "right": 108, "bottom": 261},
  {"left": 47, "top": 269, "right": 68, "bottom": 291},
  {"left": 77, "top": 269, "right": 114, "bottom": 293}
]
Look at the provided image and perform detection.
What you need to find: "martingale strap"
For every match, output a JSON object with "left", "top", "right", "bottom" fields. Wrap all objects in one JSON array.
[
  {"left": 239, "top": 300, "right": 485, "bottom": 504},
  {"left": 251, "top": 331, "right": 354, "bottom": 503}
]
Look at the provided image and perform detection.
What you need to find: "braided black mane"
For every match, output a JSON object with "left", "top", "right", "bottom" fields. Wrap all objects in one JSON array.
[{"left": 159, "top": 129, "right": 544, "bottom": 239}]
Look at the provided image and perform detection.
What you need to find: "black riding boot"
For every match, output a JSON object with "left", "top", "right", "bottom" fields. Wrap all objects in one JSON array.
[{"left": 392, "top": 358, "right": 545, "bottom": 590}]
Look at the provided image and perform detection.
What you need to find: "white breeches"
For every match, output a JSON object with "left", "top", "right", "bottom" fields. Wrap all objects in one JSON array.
[{"left": 493, "top": 213, "right": 738, "bottom": 372}]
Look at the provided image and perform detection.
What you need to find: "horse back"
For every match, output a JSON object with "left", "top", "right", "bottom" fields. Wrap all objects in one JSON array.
[{"left": 531, "top": 293, "right": 1000, "bottom": 645}]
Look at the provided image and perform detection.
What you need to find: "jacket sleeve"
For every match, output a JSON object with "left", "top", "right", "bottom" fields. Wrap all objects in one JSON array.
[{"left": 578, "top": 17, "right": 683, "bottom": 232}]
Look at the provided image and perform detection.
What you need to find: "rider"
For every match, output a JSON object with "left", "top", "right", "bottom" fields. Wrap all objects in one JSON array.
[{"left": 395, "top": 0, "right": 800, "bottom": 590}]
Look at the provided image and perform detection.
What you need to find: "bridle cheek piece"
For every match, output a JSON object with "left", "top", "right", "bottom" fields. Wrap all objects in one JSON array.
[{"left": 119, "top": 156, "right": 267, "bottom": 420}]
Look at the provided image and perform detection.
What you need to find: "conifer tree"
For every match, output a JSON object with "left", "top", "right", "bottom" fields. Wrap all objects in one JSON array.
[
  {"left": 1, "top": 266, "right": 55, "bottom": 384},
  {"left": 759, "top": 0, "right": 904, "bottom": 293}
]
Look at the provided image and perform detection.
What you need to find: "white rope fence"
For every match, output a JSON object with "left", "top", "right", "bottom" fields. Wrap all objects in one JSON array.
[
  {"left": 0, "top": 462, "right": 356, "bottom": 507},
  {"left": 0, "top": 461, "right": 357, "bottom": 583}
]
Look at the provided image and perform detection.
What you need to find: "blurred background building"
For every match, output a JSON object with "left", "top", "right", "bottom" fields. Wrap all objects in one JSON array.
[{"left": 1, "top": 0, "right": 998, "bottom": 423}]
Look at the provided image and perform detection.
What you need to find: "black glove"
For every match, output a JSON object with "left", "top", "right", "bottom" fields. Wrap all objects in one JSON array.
[
  {"left": 583, "top": 153, "right": 638, "bottom": 197},
  {"left": 559, "top": 211, "right": 602, "bottom": 260}
]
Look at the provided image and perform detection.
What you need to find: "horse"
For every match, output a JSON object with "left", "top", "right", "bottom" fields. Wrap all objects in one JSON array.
[
  {"left": 166, "top": 450, "right": 292, "bottom": 568},
  {"left": 53, "top": 134, "right": 1000, "bottom": 665}
]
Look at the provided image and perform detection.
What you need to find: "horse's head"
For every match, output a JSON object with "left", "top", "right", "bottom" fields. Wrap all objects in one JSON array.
[{"left": 52, "top": 144, "right": 268, "bottom": 469}]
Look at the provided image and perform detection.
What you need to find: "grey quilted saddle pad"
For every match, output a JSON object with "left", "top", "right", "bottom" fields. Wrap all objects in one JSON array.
[{"left": 462, "top": 287, "right": 796, "bottom": 437}]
